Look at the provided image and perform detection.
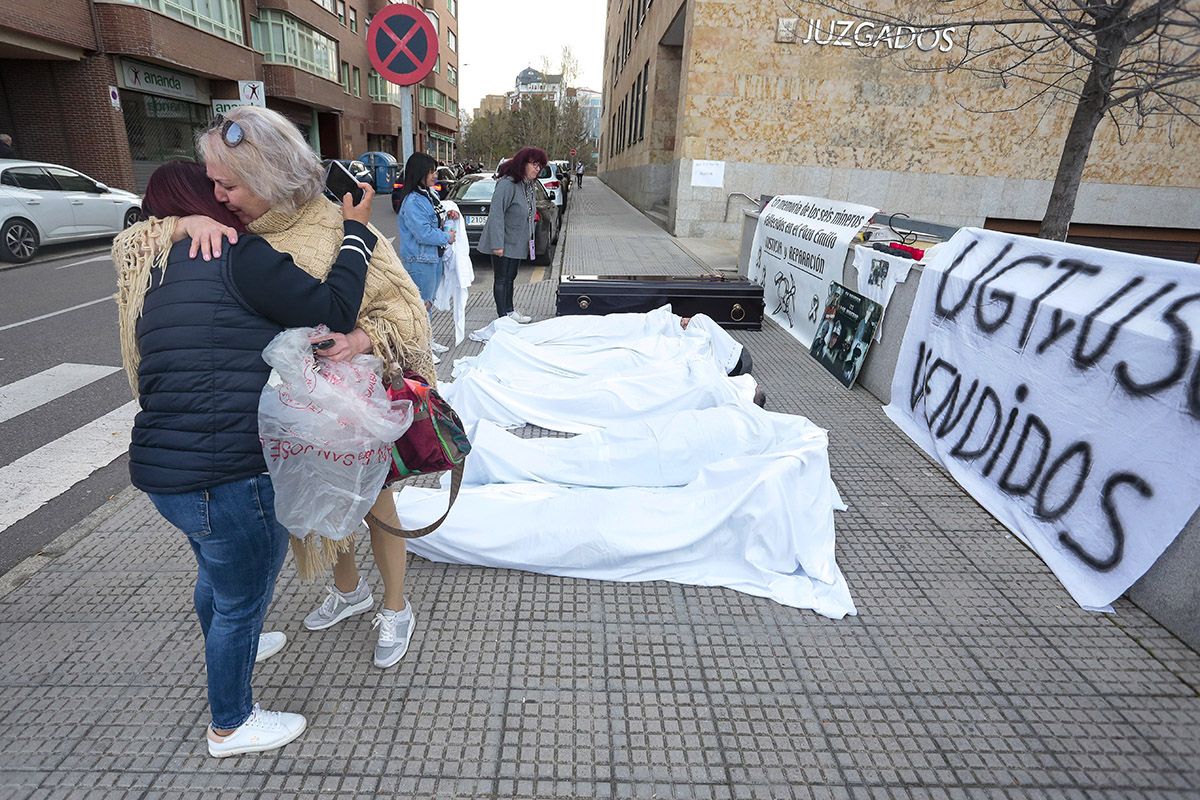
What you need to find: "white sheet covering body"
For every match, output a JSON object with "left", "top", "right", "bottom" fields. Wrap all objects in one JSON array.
[
  {"left": 466, "top": 305, "right": 742, "bottom": 372},
  {"left": 462, "top": 406, "right": 827, "bottom": 488},
  {"left": 433, "top": 200, "right": 474, "bottom": 345},
  {"left": 443, "top": 359, "right": 758, "bottom": 433},
  {"left": 454, "top": 325, "right": 739, "bottom": 382},
  {"left": 399, "top": 449, "right": 855, "bottom": 619}
]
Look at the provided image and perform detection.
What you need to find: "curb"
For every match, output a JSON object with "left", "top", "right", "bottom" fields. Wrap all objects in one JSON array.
[{"left": 0, "top": 484, "right": 143, "bottom": 599}]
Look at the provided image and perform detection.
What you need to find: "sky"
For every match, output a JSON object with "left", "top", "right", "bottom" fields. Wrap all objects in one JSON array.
[{"left": 457, "top": 0, "right": 607, "bottom": 117}]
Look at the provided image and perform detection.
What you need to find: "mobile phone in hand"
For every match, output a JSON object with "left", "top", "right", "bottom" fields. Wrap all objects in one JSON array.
[{"left": 324, "top": 161, "right": 365, "bottom": 205}]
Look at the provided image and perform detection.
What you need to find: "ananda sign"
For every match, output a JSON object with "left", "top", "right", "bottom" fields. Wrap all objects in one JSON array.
[{"left": 776, "top": 17, "right": 957, "bottom": 52}]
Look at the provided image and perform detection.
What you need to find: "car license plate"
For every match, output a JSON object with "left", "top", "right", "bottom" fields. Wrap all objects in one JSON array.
[{"left": 466, "top": 215, "right": 488, "bottom": 226}]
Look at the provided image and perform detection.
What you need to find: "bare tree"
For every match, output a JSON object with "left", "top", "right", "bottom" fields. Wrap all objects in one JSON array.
[{"left": 784, "top": 0, "right": 1200, "bottom": 239}]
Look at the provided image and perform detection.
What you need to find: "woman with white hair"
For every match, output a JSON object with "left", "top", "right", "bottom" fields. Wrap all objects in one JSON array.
[{"left": 115, "top": 107, "right": 436, "bottom": 690}]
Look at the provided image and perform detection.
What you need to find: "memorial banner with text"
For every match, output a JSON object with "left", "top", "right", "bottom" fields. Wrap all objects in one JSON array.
[
  {"left": 884, "top": 228, "right": 1200, "bottom": 609},
  {"left": 749, "top": 195, "right": 877, "bottom": 347}
]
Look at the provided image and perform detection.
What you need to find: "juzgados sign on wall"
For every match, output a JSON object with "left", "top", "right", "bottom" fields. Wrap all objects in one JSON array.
[{"left": 776, "top": 17, "right": 957, "bottom": 52}]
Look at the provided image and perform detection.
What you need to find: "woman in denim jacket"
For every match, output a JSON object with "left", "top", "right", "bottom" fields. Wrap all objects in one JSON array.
[{"left": 397, "top": 152, "right": 458, "bottom": 356}]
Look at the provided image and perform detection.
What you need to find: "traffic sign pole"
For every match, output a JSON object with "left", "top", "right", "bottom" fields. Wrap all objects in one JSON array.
[
  {"left": 366, "top": 4, "right": 439, "bottom": 165},
  {"left": 401, "top": 85, "right": 415, "bottom": 162}
]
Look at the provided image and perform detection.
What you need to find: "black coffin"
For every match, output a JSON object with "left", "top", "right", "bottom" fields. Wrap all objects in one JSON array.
[{"left": 556, "top": 274, "right": 765, "bottom": 330}]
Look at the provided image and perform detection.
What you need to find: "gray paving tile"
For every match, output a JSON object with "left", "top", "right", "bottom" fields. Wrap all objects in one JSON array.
[{"left": 0, "top": 181, "right": 1196, "bottom": 798}]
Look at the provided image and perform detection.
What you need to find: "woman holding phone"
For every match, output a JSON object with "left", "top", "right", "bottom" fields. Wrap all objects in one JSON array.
[
  {"left": 114, "top": 159, "right": 375, "bottom": 757},
  {"left": 395, "top": 152, "right": 459, "bottom": 358},
  {"left": 115, "top": 106, "right": 436, "bottom": 681},
  {"left": 476, "top": 146, "right": 548, "bottom": 324}
]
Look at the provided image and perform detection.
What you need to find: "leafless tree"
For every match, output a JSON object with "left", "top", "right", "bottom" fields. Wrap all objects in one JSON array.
[{"left": 784, "top": 0, "right": 1200, "bottom": 239}]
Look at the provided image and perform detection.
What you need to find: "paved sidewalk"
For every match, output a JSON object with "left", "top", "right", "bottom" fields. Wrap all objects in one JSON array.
[{"left": 1, "top": 182, "right": 1198, "bottom": 799}]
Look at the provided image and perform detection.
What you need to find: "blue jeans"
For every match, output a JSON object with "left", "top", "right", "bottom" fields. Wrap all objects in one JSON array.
[
  {"left": 404, "top": 259, "right": 442, "bottom": 305},
  {"left": 149, "top": 475, "right": 290, "bottom": 730}
]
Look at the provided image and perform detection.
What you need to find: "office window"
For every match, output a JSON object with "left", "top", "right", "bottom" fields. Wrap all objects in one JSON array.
[
  {"left": 447, "top": 0, "right": 456, "bottom": 17},
  {"left": 252, "top": 10, "right": 339, "bottom": 80},
  {"left": 369, "top": 69, "right": 402, "bottom": 106},
  {"left": 639, "top": 61, "right": 649, "bottom": 142},
  {"left": 447, "top": 97, "right": 457, "bottom": 115},
  {"left": 352, "top": 66, "right": 361, "bottom": 97},
  {"left": 310, "top": 0, "right": 334, "bottom": 12},
  {"left": 336, "top": 0, "right": 345, "bottom": 25},
  {"left": 349, "top": 7, "right": 357, "bottom": 32},
  {"left": 425, "top": 10, "right": 438, "bottom": 32},
  {"left": 340, "top": 60, "right": 350, "bottom": 93},
  {"left": 447, "top": 65, "right": 457, "bottom": 86},
  {"left": 433, "top": 56, "right": 439, "bottom": 73},
  {"left": 447, "top": 29, "right": 456, "bottom": 52},
  {"left": 122, "top": 0, "right": 244, "bottom": 44}
]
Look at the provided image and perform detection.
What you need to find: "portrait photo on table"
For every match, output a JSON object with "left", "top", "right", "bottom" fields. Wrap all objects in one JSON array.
[{"left": 809, "top": 282, "right": 883, "bottom": 389}]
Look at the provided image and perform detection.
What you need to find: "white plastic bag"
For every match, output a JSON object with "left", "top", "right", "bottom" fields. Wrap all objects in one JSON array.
[{"left": 258, "top": 327, "right": 413, "bottom": 542}]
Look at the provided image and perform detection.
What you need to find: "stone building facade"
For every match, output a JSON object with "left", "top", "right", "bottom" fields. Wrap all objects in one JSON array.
[
  {"left": 600, "top": 0, "right": 1200, "bottom": 259},
  {"left": 0, "top": 0, "right": 460, "bottom": 191}
]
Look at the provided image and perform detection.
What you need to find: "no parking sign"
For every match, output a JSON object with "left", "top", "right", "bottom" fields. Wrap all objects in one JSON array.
[{"left": 367, "top": 5, "right": 440, "bottom": 86}]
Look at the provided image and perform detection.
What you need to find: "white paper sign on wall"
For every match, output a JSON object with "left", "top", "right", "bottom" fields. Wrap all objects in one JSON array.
[{"left": 691, "top": 160, "right": 725, "bottom": 188}]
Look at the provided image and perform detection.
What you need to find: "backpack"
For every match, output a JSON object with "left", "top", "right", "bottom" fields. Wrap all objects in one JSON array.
[{"left": 365, "top": 370, "right": 471, "bottom": 538}]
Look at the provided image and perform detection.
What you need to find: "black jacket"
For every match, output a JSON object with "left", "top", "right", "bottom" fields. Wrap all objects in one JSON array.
[{"left": 130, "top": 220, "right": 376, "bottom": 494}]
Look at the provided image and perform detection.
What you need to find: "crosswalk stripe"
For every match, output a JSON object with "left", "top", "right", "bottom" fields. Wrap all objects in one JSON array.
[
  {"left": 0, "top": 297, "right": 114, "bottom": 333},
  {"left": 0, "top": 400, "right": 137, "bottom": 532},
  {"left": 0, "top": 363, "right": 122, "bottom": 425}
]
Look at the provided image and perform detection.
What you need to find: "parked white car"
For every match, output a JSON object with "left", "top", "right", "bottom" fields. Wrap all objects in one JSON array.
[
  {"left": 0, "top": 159, "right": 142, "bottom": 263},
  {"left": 540, "top": 161, "right": 570, "bottom": 217}
]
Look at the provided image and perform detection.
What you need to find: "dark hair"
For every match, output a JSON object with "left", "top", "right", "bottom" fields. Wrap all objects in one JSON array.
[
  {"left": 398, "top": 152, "right": 439, "bottom": 205},
  {"left": 497, "top": 146, "right": 548, "bottom": 183},
  {"left": 142, "top": 161, "right": 246, "bottom": 232}
]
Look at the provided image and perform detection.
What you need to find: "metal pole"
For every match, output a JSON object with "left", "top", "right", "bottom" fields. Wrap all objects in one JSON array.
[{"left": 401, "top": 85, "right": 415, "bottom": 162}]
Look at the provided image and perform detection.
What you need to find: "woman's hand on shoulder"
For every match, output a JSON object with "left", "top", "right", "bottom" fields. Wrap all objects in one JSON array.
[
  {"left": 341, "top": 183, "right": 375, "bottom": 226},
  {"left": 176, "top": 216, "right": 239, "bottom": 261}
]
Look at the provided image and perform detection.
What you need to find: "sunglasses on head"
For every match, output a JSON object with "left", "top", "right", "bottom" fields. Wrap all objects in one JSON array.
[{"left": 207, "top": 114, "right": 245, "bottom": 147}]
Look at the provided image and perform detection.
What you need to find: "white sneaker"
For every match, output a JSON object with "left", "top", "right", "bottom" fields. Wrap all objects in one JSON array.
[
  {"left": 207, "top": 704, "right": 307, "bottom": 758},
  {"left": 303, "top": 579, "right": 374, "bottom": 631},
  {"left": 430, "top": 340, "right": 449, "bottom": 354},
  {"left": 506, "top": 310, "right": 532, "bottom": 324},
  {"left": 254, "top": 631, "right": 287, "bottom": 663},
  {"left": 372, "top": 604, "right": 416, "bottom": 669},
  {"left": 432, "top": 352, "right": 441, "bottom": 364}
]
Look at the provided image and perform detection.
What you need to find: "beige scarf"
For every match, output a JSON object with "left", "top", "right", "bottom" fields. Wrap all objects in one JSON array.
[{"left": 113, "top": 197, "right": 435, "bottom": 580}]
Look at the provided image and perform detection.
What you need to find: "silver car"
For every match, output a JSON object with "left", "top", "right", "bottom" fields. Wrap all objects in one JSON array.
[{"left": 0, "top": 159, "right": 142, "bottom": 263}]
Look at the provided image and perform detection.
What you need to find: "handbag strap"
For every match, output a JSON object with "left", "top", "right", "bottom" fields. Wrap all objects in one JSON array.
[{"left": 366, "top": 462, "right": 464, "bottom": 539}]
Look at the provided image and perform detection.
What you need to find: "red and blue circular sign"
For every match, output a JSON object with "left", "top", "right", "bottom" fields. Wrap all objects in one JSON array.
[{"left": 367, "top": 4, "right": 440, "bottom": 87}]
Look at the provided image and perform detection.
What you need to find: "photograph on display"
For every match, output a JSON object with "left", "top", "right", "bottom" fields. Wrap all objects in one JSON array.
[{"left": 809, "top": 282, "right": 883, "bottom": 388}]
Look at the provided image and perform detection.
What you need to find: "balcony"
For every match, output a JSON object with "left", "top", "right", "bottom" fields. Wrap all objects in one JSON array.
[
  {"left": 423, "top": 105, "right": 457, "bottom": 132},
  {"left": 95, "top": 3, "right": 258, "bottom": 80},
  {"left": 262, "top": 63, "right": 346, "bottom": 111}
]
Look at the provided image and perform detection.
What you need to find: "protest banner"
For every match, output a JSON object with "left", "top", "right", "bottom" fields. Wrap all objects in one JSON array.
[
  {"left": 749, "top": 195, "right": 877, "bottom": 347},
  {"left": 884, "top": 228, "right": 1200, "bottom": 609}
]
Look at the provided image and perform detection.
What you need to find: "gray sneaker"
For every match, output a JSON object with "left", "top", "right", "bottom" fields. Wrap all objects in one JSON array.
[
  {"left": 303, "top": 579, "right": 374, "bottom": 631},
  {"left": 372, "top": 605, "right": 415, "bottom": 668}
]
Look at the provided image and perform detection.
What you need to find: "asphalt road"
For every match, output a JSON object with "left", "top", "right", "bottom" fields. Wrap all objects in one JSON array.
[{"left": 0, "top": 199, "right": 415, "bottom": 574}]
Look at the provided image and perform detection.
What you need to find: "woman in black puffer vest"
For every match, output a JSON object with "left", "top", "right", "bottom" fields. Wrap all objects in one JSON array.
[{"left": 116, "top": 160, "right": 375, "bottom": 758}]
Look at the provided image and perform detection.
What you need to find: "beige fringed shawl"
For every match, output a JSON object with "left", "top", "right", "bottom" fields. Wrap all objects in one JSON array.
[{"left": 112, "top": 197, "right": 435, "bottom": 580}]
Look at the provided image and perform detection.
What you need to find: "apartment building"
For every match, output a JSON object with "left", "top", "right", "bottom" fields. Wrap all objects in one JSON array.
[{"left": 0, "top": 0, "right": 460, "bottom": 191}]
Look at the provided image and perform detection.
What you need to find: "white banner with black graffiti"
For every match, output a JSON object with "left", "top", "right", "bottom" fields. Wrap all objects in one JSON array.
[
  {"left": 749, "top": 196, "right": 877, "bottom": 347},
  {"left": 884, "top": 228, "right": 1200, "bottom": 609}
]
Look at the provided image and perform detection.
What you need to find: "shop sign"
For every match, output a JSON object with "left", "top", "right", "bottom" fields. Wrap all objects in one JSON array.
[
  {"left": 144, "top": 96, "right": 193, "bottom": 119},
  {"left": 117, "top": 58, "right": 201, "bottom": 102},
  {"left": 213, "top": 99, "right": 250, "bottom": 115},
  {"left": 776, "top": 17, "right": 956, "bottom": 52},
  {"left": 239, "top": 81, "right": 266, "bottom": 107}
]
